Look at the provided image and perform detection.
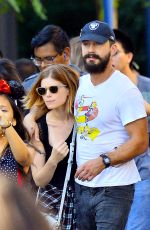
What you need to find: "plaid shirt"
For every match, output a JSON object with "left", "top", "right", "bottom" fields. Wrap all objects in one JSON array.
[{"left": 38, "top": 184, "right": 77, "bottom": 230}]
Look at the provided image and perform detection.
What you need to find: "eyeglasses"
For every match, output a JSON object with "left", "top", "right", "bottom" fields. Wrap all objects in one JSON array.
[
  {"left": 31, "top": 54, "right": 59, "bottom": 66},
  {"left": 36, "top": 85, "right": 67, "bottom": 96}
]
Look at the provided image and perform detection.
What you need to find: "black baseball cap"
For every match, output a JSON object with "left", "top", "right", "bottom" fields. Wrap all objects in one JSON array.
[{"left": 80, "top": 20, "right": 115, "bottom": 44}]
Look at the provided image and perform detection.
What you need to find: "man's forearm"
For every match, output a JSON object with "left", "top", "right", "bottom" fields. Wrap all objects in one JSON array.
[{"left": 107, "top": 136, "right": 148, "bottom": 166}]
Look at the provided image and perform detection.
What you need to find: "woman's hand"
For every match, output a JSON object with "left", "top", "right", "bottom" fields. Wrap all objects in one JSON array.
[
  {"left": 31, "top": 141, "right": 69, "bottom": 187},
  {"left": 50, "top": 141, "right": 69, "bottom": 164}
]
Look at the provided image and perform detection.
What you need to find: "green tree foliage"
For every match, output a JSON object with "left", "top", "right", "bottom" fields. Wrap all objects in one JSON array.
[
  {"left": 1, "top": 0, "right": 147, "bottom": 76},
  {"left": 0, "top": 0, "right": 47, "bottom": 19},
  {"left": 17, "top": 0, "right": 97, "bottom": 58}
]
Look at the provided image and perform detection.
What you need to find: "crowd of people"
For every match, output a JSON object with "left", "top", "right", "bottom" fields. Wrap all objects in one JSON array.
[{"left": 0, "top": 20, "right": 149, "bottom": 230}]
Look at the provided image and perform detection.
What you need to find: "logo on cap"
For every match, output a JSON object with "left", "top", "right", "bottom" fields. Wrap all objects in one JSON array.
[{"left": 89, "top": 22, "right": 99, "bottom": 30}]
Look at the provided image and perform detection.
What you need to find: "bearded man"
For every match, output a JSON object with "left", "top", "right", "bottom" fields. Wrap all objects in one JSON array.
[{"left": 74, "top": 20, "right": 148, "bottom": 230}]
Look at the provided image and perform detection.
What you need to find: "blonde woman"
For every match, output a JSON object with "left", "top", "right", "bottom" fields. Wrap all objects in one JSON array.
[{"left": 24, "top": 64, "right": 79, "bottom": 229}]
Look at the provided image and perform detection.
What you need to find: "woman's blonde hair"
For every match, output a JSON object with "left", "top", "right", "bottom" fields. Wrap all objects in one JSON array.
[{"left": 24, "top": 64, "right": 79, "bottom": 115}]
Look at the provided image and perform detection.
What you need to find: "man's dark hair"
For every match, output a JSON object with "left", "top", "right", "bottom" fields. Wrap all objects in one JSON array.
[
  {"left": 113, "top": 29, "right": 134, "bottom": 54},
  {"left": 31, "top": 24, "right": 70, "bottom": 56},
  {"left": 113, "top": 29, "right": 135, "bottom": 68}
]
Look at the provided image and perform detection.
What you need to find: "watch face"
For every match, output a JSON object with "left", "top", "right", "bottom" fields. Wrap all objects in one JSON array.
[
  {"left": 105, "top": 158, "right": 110, "bottom": 164},
  {"left": 101, "top": 154, "right": 111, "bottom": 168}
]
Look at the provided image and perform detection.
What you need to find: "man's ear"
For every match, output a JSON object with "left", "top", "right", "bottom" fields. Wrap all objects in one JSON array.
[
  {"left": 111, "top": 43, "right": 117, "bottom": 57},
  {"left": 127, "top": 52, "right": 133, "bottom": 64},
  {"left": 63, "top": 47, "right": 70, "bottom": 63}
]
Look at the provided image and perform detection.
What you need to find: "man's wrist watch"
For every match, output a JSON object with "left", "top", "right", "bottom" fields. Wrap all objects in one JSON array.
[{"left": 100, "top": 154, "right": 111, "bottom": 168}]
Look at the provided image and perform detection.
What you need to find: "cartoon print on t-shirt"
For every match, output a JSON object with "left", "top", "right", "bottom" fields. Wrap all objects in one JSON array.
[{"left": 75, "top": 95, "right": 100, "bottom": 140}]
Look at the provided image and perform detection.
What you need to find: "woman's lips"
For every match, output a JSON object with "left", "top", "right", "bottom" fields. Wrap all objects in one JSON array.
[{"left": 45, "top": 100, "right": 55, "bottom": 105}]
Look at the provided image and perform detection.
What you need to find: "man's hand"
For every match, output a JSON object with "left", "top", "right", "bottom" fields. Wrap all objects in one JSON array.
[
  {"left": 23, "top": 113, "right": 39, "bottom": 141},
  {"left": 75, "top": 157, "right": 105, "bottom": 181}
]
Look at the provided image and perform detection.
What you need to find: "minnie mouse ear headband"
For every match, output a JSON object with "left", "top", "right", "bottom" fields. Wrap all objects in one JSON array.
[{"left": 0, "top": 79, "right": 25, "bottom": 99}]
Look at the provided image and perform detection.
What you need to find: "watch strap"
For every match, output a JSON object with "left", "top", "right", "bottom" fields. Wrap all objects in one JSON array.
[{"left": 100, "top": 154, "right": 111, "bottom": 168}]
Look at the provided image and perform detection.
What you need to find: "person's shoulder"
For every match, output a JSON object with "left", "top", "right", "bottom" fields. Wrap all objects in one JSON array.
[
  {"left": 138, "top": 74, "right": 150, "bottom": 83},
  {"left": 23, "top": 73, "right": 39, "bottom": 83},
  {"left": 23, "top": 73, "right": 39, "bottom": 92},
  {"left": 137, "top": 74, "right": 150, "bottom": 93}
]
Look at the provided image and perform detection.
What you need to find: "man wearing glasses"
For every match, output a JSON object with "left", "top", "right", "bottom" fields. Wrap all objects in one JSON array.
[
  {"left": 23, "top": 24, "right": 79, "bottom": 92},
  {"left": 23, "top": 24, "right": 81, "bottom": 138}
]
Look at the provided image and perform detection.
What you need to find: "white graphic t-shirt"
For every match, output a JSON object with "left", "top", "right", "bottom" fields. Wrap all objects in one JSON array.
[{"left": 74, "top": 70, "right": 146, "bottom": 187}]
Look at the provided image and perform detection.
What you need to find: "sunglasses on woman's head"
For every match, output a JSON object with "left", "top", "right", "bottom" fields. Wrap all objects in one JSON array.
[{"left": 36, "top": 85, "right": 67, "bottom": 96}]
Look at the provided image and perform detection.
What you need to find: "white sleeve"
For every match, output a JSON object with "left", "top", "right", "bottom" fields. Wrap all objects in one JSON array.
[{"left": 116, "top": 87, "right": 147, "bottom": 126}]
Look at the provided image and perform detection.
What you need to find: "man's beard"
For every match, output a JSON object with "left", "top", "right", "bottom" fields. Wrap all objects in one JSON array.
[{"left": 83, "top": 52, "right": 110, "bottom": 74}]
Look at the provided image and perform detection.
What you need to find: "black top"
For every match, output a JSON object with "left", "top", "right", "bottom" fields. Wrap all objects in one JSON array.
[{"left": 37, "top": 115, "right": 76, "bottom": 189}]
